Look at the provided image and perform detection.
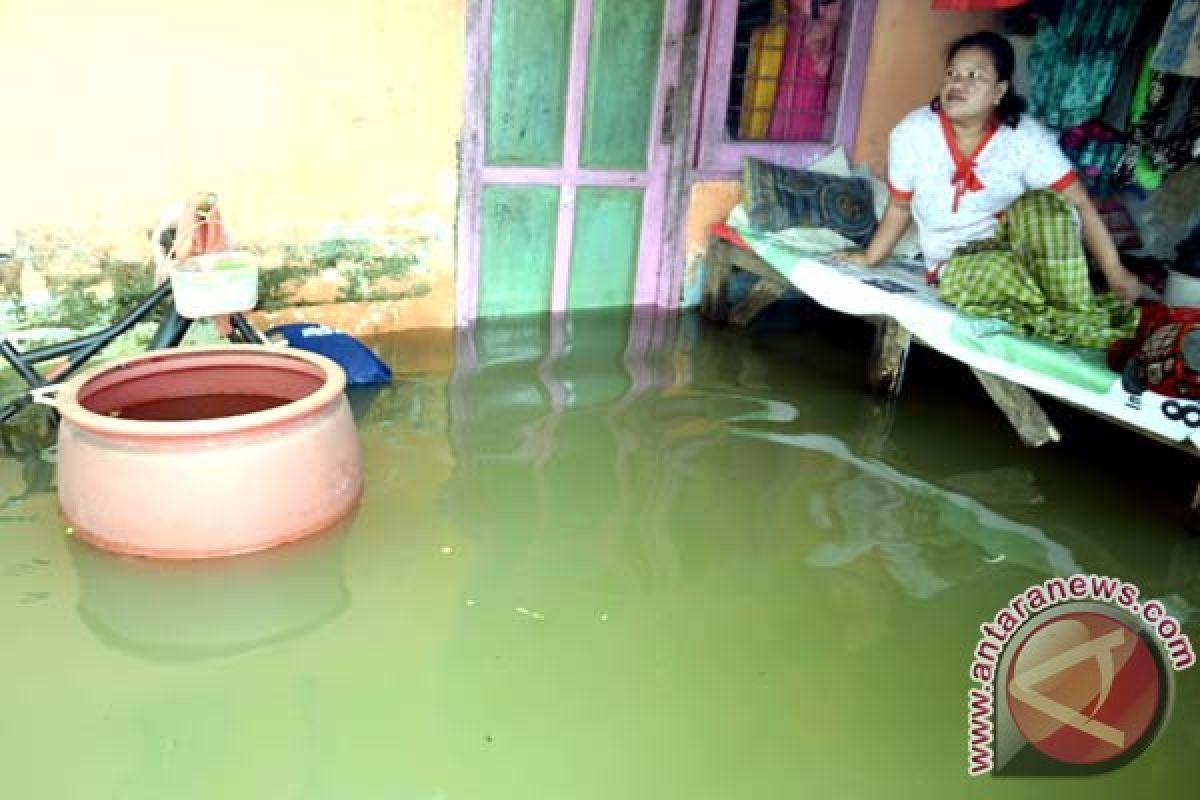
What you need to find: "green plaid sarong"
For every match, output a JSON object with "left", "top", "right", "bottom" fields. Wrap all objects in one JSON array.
[{"left": 937, "top": 190, "right": 1137, "bottom": 350}]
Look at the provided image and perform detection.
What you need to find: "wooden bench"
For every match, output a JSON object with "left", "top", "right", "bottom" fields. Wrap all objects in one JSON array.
[{"left": 702, "top": 229, "right": 1061, "bottom": 445}]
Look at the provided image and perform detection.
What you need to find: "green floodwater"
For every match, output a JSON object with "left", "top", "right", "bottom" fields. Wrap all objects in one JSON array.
[{"left": 1, "top": 307, "right": 1197, "bottom": 798}]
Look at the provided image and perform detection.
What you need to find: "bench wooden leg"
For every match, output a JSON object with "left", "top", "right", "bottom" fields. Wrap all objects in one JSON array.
[
  {"left": 856, "top": 396, "right": 898, "bottom": 460},
  {"left": 867, "top": 317, "right": 912, "bottom": 397},
  {"left": 729, "top": 279, "right": 787, "bottom": 326},
  {"left": 971, "top": 368, "right": 1061, "bottom": 448},
  {"left": 1187, "top": 483, "right": 1200, "bottom": 536},
  {"left": 702, "top": 236, "right": 734, "bottom": 323}
]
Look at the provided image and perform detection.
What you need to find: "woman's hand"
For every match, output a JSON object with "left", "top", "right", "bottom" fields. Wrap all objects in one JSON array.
[
  {"left": 1105, "top": 264, "right": 1142, "bottom": 305},
  {"left": 830, "top": 249, "right": 878, "bottom": 268}
]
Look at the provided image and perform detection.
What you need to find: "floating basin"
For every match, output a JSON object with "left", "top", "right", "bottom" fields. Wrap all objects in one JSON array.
[{"left": 52, "top": 345, "right": 362, "bottom": 559}]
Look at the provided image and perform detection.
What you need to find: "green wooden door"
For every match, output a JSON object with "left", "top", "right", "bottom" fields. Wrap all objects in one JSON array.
[{"left": 461, "top": 0, "right": 686, "bottom": 323}]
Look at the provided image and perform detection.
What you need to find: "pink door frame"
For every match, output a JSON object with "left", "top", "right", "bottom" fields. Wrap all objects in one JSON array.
[{"left": 456, "top": 0, "right": 691, "bottom": 327}]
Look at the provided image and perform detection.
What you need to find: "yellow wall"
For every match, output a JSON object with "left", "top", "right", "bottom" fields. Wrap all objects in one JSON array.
[
  {"left": 0, "top": 1, "right": 1005, "bottom": 330},
  {"left": 0, "top": 0, "right": 466, "bottom": 333}
]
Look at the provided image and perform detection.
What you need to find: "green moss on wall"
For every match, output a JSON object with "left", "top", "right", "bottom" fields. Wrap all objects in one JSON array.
[{"left": 1, "top": 233, "right": 433, "bottom": 329}]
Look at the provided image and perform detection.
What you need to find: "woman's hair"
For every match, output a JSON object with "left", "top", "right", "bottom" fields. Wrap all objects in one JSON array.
[{"left": 929, "top": 31, "right": 1027, "bottom": 128}]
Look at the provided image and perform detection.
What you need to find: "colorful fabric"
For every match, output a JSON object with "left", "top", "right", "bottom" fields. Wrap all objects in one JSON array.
[
  {"left": 938, "top": 190, "right": 1138, "bottom": 350},
  {"left": 738, "top": 0, "right": 789, "bottom": 139},
  {"left": 1114, "top": 67, "right": 1200, "bottom": 186},
  {"left": 1026, "top": 0, "right": 1141, "bottom": 130},
  {"left": 1109, "top": 303, "right": 1200, "bottom": 398},
  {"left": 887, "top": 107, "right": 1076, "bottom": 264},
  {"left": 1058, "top": 120, "right": 1127, "bottom": 196},
  {"left": 766, "top": 0, "right": 842, "bottom": 141},
  {"left": 726, "top": 0, "right": 775, "bottom": 137},
  {"left": 1153, "top": 0, "right": 1200, "bottom": 77},
  {"left": 741, "top": 157, "right": 877, "bottom": 244}
]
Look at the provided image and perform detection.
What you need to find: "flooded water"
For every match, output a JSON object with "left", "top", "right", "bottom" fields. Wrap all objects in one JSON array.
[{"left": 1, "top": 307, "right": 1197, "bottom": 798}]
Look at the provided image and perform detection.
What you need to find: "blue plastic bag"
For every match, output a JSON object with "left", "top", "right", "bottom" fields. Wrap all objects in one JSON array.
[{"left": 267, "top": 323, "right": 392, "bottom": 386}]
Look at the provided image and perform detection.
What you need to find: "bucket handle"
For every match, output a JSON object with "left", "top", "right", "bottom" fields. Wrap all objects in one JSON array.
[{"left": 29, "top": 384, "right": 63, "bottom": 408}]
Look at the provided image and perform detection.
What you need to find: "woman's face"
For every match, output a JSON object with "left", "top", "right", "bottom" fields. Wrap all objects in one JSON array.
[{"left": 939, "top": 46, "right": 1008, "bottom": 123}]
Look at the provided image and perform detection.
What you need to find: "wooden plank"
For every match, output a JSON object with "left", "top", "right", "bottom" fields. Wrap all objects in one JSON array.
[
  {"left": 727, "top": 246, "right": 781, "bottom": 282},
  {"left": 972, "top": 368, "right": 1062, "bottom": 448},
  {"left": 729, "top": 279, "right": 786, "bottom": 326},
  {"left": 866, "top": 317, "right": 911, "bottom": 397},
  {"left": 657, "top": 0, "right": 706, "bottom": 308},
  {"left": 1189, "top": 483, "right": 1200, "bottom": 536},
  {"left": 701, "top": 236, "right": 734, "bottom": 322},
  {"left": 856, "top": 396, "right": 898, "bottom": 460}
]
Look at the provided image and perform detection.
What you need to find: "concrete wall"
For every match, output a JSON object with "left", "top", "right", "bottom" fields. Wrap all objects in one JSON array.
[
  {"left": 0, "top": 1, "right": 1006, "bottom": 335},
  {"left": 0, "top": 0, "right": 465, "bottom": 336}
]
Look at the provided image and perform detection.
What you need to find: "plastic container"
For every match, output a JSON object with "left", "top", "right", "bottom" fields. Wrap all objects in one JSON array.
[
  {"left": 1164, "top": 270, "right": 1200, "bottom": 308},
  {"left": 170, "top": 251, "right": 259, "bottom": 319},
  {"left": 43, "top": 345, "right": 362, "bottom": 559}
]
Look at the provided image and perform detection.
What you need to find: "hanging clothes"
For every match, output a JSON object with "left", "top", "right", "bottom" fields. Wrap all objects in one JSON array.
[
  {"left": 738, "top": 0, "right": 789, "bottom": 139},
  {"left": 1026, "top": 0, "right": 1141, "bottom": 130},
  {"left": 1100, "top": 0, "right": 1173, "bottom": 132},
  {"left": 1113, "top": 68, "right": 1200, "bottom": 186},
  {"left": 1153, "top": 0, "right": 1200, "bottom": 77},
  {"left": 931, "top": 0, "right": 1029, "bottom": 9},
  {"left": 726, "top": 0, "right": 775, "bottom": 137},
  {"left": 1058, "top": 120, "right": 1125, "bottom": 196},
  {"left": 766, "top": 0, "right": 842, "bottom": 140}
]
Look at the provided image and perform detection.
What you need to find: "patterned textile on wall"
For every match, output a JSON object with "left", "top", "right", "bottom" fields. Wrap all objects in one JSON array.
[
  {"left": 1153, "top": 0, "right": 1200, "bottom": 77},
  {"left": 1114, "top": 70, "right": 1200, "bottom": 185},
  {"left": 766, "top": 0, "right": 843, "bottom": 141},
  {"left": 1026, "top": 0, "right": 1141, "bottom": 130}
]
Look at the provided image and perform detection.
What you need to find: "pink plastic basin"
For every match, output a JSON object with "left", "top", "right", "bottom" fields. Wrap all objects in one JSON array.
[{"left": 53, "top": 345, "right": 362, "bottom": 559}]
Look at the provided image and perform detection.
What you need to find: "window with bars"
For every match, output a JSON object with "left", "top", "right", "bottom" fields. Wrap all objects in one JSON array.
[{"left": 693, "top": 0, "right": 876, "bottom": 173}]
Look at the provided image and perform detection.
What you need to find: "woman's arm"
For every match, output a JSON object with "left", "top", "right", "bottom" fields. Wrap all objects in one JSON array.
[
  {"left": 1058, "top": 180, "right": 1140, "bottom": 304},
  {"left": 833, "top": 200, "right": 913, "bottom": 267}
]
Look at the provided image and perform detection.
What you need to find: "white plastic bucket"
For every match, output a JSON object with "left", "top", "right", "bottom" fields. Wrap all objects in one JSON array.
[{"left": 170, "top": 251, "right": 259, "bottom": 319}]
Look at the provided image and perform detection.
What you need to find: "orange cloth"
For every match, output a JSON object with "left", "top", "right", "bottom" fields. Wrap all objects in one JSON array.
[
  {"left": 167, "top": 192, "right": 235, "bottom": 334},
  {"left": 173, "top": 192, "right": 230, "bottom": 260}
]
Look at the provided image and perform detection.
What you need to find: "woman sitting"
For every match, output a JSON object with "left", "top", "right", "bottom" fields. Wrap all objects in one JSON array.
[{"left": 834, "top": 31, "right": 1140, "bottom": 350}]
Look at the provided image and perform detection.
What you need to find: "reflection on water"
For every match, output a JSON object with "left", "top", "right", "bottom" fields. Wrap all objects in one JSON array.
[
  {"left": 1, "top": 307, "right": 1198, "bottom": 798},
  {"left": 446, "top": 309, "right": 1088, "bottom": 605},
  {"left": 734, "top": 431, "right": 1081, "bottom": 599},
  {"left": 0, "top": 418, "right": 55, "bottom": 523},
  {"left": 70, "top": 524, "right": 351, "bottom": 662}
]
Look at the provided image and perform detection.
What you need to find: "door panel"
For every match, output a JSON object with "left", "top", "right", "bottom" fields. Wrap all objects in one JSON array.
[
  {"left": 567, "top": 187, "right": 642, "bottom": 311},
  {"left": 477, "top": 185, "right": 559, "bottom": 317},
  {"left": 465, "top": 0, "right": 686, "bottom": 322},
  {"left": 579, "top": 0, "right": 667, "bottom": 171},
  {"left": 485, "top": 0, "right": 573, "bottom": 167}
]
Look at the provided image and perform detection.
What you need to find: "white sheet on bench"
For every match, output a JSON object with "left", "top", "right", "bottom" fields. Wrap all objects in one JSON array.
[{"left": 730, "top": 226, "right": 1200, "bottom": 450}]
